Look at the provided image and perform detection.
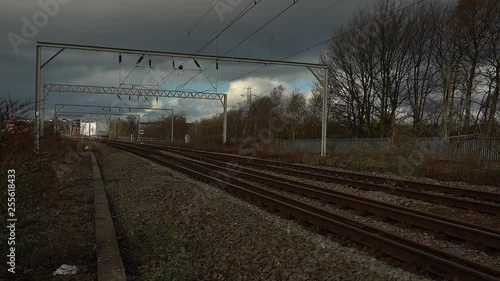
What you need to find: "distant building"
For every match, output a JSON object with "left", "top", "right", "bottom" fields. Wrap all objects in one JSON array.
[{"left": 80, "top": 121, "right": 97, "bottom": 136}]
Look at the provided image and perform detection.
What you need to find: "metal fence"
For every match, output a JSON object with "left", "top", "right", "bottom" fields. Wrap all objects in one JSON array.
[{"left": 273, "top": 138, "right": 500, "bottom": 161}]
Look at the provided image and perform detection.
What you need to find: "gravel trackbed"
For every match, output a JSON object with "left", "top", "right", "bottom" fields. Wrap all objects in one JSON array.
[{"left": 94, "top": 142, "right": 432, "bottom": 281}]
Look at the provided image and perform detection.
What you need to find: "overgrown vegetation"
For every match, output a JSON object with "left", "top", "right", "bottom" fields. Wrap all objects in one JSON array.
[
  {"left": 140, "top": 223, "right": 193, "bottom": 281},
  {"left": 113, "top": 215, "right": 195, "bottom": 281},
  {"left": 0, "top": 135, "right": 96, "bottom": 279},
  {"left": 0, "top": 97, "right": 33, "bottom": 171}
]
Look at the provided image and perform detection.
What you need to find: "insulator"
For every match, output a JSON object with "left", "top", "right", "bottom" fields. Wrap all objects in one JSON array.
[
  {"left": 136, "top": 55, "right": 144, "bottom": 64},
  {"left": 119, "top": 54, "right": 122, "bottom": 64},
  {"left": 194, "top": 59, "right": 200, "bottom": 68}
]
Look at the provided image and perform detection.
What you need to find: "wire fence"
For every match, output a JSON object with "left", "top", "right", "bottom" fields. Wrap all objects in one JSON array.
[{"left": 273, "top": 138, "right": 500, "bottom": 161}]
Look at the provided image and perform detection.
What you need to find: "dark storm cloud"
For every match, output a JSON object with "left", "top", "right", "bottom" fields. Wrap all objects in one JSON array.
[{"left": 1, "top": 0, "right": 374, "bottom": 119}]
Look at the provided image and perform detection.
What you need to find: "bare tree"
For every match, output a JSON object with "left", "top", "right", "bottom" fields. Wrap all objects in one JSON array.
[
  {"left": 450, "top": 0, "right": 492, "bottom": 134},
  {"left": 285, "top": 89, "right": 307, "bottom": 140},
  {"left": 482, "top": 0, "right": 500, "bottom": 136},
  {"left": 0, "top": 97, "right": 33, "bottom": 168},
  {"left": 432, "top": 2, "right": 464, "bottom": 150},
  {"left": 405, "top": 1, "right": 441, "bottom": 134}
]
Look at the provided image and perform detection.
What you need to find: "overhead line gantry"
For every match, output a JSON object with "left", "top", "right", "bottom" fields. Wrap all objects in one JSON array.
[
  {"left": 54, "top": 103, "right": 175, "bottom": 142},
  {"left": 35, "top": 41, "right": 329, "bottom": 156}
]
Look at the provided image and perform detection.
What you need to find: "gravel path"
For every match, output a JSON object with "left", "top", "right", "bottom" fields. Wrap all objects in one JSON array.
[{"left": 94, "top": 142, "right": 433, "bottom": 281}]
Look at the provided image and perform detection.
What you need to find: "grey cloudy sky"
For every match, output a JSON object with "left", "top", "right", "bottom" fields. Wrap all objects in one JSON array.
[{"left": 1, "top": 0, "right": 375, "bottom": 121}]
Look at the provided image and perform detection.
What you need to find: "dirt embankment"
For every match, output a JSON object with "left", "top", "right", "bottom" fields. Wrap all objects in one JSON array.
[{"left": 0, "top": 136, "right": 96, "bottom": 280}]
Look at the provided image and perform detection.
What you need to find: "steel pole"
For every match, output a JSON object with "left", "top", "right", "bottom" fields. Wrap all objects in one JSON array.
[
  {"left": 321, "top": 68, "right": 328, "bottom": 157},
  {"left": 223, "top": 94, "right": 228, "bottom": 144},
  {"left": 40, "top": 88, "right": 45, "bottom": 137},
  {"left": 138, "top": 116, "right": 141, "bottom": 142},
  {"left": 171, "top": 112, "right": 174, "bottom": 142},
  {"left": 54, "top": 104, "right": 57, "bottom": 136},
  {"left": 35, "top": 46, "right": 41, "bottom": 152}
]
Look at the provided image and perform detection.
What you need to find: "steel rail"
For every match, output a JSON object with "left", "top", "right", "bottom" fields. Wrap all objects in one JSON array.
[
  {"left": 102, "top": 140, "right": 500, "bottom": 281},
  {"left": 117, "top": 141, "right": 500, "bottom": 250},
  {"left": 134, "top": 143, "right": 500, "bottom": 215},
  {"left": 158, "top": 149, "right": 500, "bottom": 250},
  {"left": 146, "top": 144, "right": 500, "bottom": 203}
]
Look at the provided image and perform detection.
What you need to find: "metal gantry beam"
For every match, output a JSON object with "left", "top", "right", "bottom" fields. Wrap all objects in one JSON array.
[
  {"left": 44, "top": 83, "right": 225, "bottom": 144},
  {"left": 54, "top": 103, "right": 174, "bottom": 142},
  {"left": 35, "top": 41, "right": 329, "bottom": 155},
  {"left": 35, "top": 46, "right": 41, "bottom": 152},
  {"left": 37, "top": 41, "right": 328, "bottom": 69},
  {"left": 45, "top": 84, "right": 225, "bottom": 101}
]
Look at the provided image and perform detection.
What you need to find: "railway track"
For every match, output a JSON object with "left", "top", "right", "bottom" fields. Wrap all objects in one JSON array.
[
  {"left": 102, "top": 140, "right": 500, "bottom": 281},
  {"left": 150, "top": 145, "right": 500, "bottom": 203},
  {"left": 139, "top": 143, "right": 500, "bottom": 214},
  {"left": 107, "top": 140, "right": 500, "bottom": 249}
]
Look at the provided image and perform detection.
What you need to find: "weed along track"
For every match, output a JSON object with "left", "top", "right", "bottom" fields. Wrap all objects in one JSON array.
[{"left": 101, "top": 140, "right": 500, "bottom": 281}]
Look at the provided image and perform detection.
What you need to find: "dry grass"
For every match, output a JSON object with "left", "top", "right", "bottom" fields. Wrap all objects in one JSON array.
[{"left": 0, "top": 129, "right": 96, "bottom": 279}]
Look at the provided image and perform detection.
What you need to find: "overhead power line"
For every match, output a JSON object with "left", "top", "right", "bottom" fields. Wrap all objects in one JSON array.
[
  {"left": 137, "top": 1, "right": 222, "bottom": 88},
  {"left": 282, "top": 0, "right": 427, "bottom": 60},
  {"left": 178, "top": 0, "right": 302, "bottom": 89},
  {"left": 224, "top": 0, "right": 302, "bottom": 55},
  {"left": 154, "top": 0, "right": 265, "bottom": 89},
  {"left": 189, "top": 0, "right": 222, "bottom": 35},
  {"left": 196, "top": 0, "right": 264, "bottom": 54},
  {"left": 271, "top": 0, "right": 344, "bottom": 41},
  {"left": 201, "top": 0, "right": 428, "bottom": 91}
]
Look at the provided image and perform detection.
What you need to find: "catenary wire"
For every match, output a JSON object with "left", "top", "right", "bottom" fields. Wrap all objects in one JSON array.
[
  {"left": 178, "top": 0, "right": 303, "bottom": 89},
  {"left": 200, "top": 0, "right": 428, "bottom": 92}
]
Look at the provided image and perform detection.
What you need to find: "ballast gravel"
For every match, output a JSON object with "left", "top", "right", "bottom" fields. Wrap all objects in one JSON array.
[{"left": 94, "top": 142, "right": 432, "bottom": 281}]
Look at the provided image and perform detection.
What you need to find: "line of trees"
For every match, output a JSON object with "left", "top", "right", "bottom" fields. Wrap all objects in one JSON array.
[
  {"left": 153, "top": 0, "right": 500, "bottom": 143},
  {"left": 310, "top": 0, "right": 500, "bottom": 142}
]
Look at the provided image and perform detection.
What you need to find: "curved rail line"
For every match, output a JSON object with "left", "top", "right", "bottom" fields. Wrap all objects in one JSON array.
[
  {"left": 102, "top": 140, "right": 500, "bottom": 281},
  {"left": 142, "top": 143, "right": 500, "bottom": 203},
  {"left": 105, "top": 140, "right": 500, "bottom": 250},
  {"left": 130, "top": 142, "right": 500, "bottom": 214}
]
